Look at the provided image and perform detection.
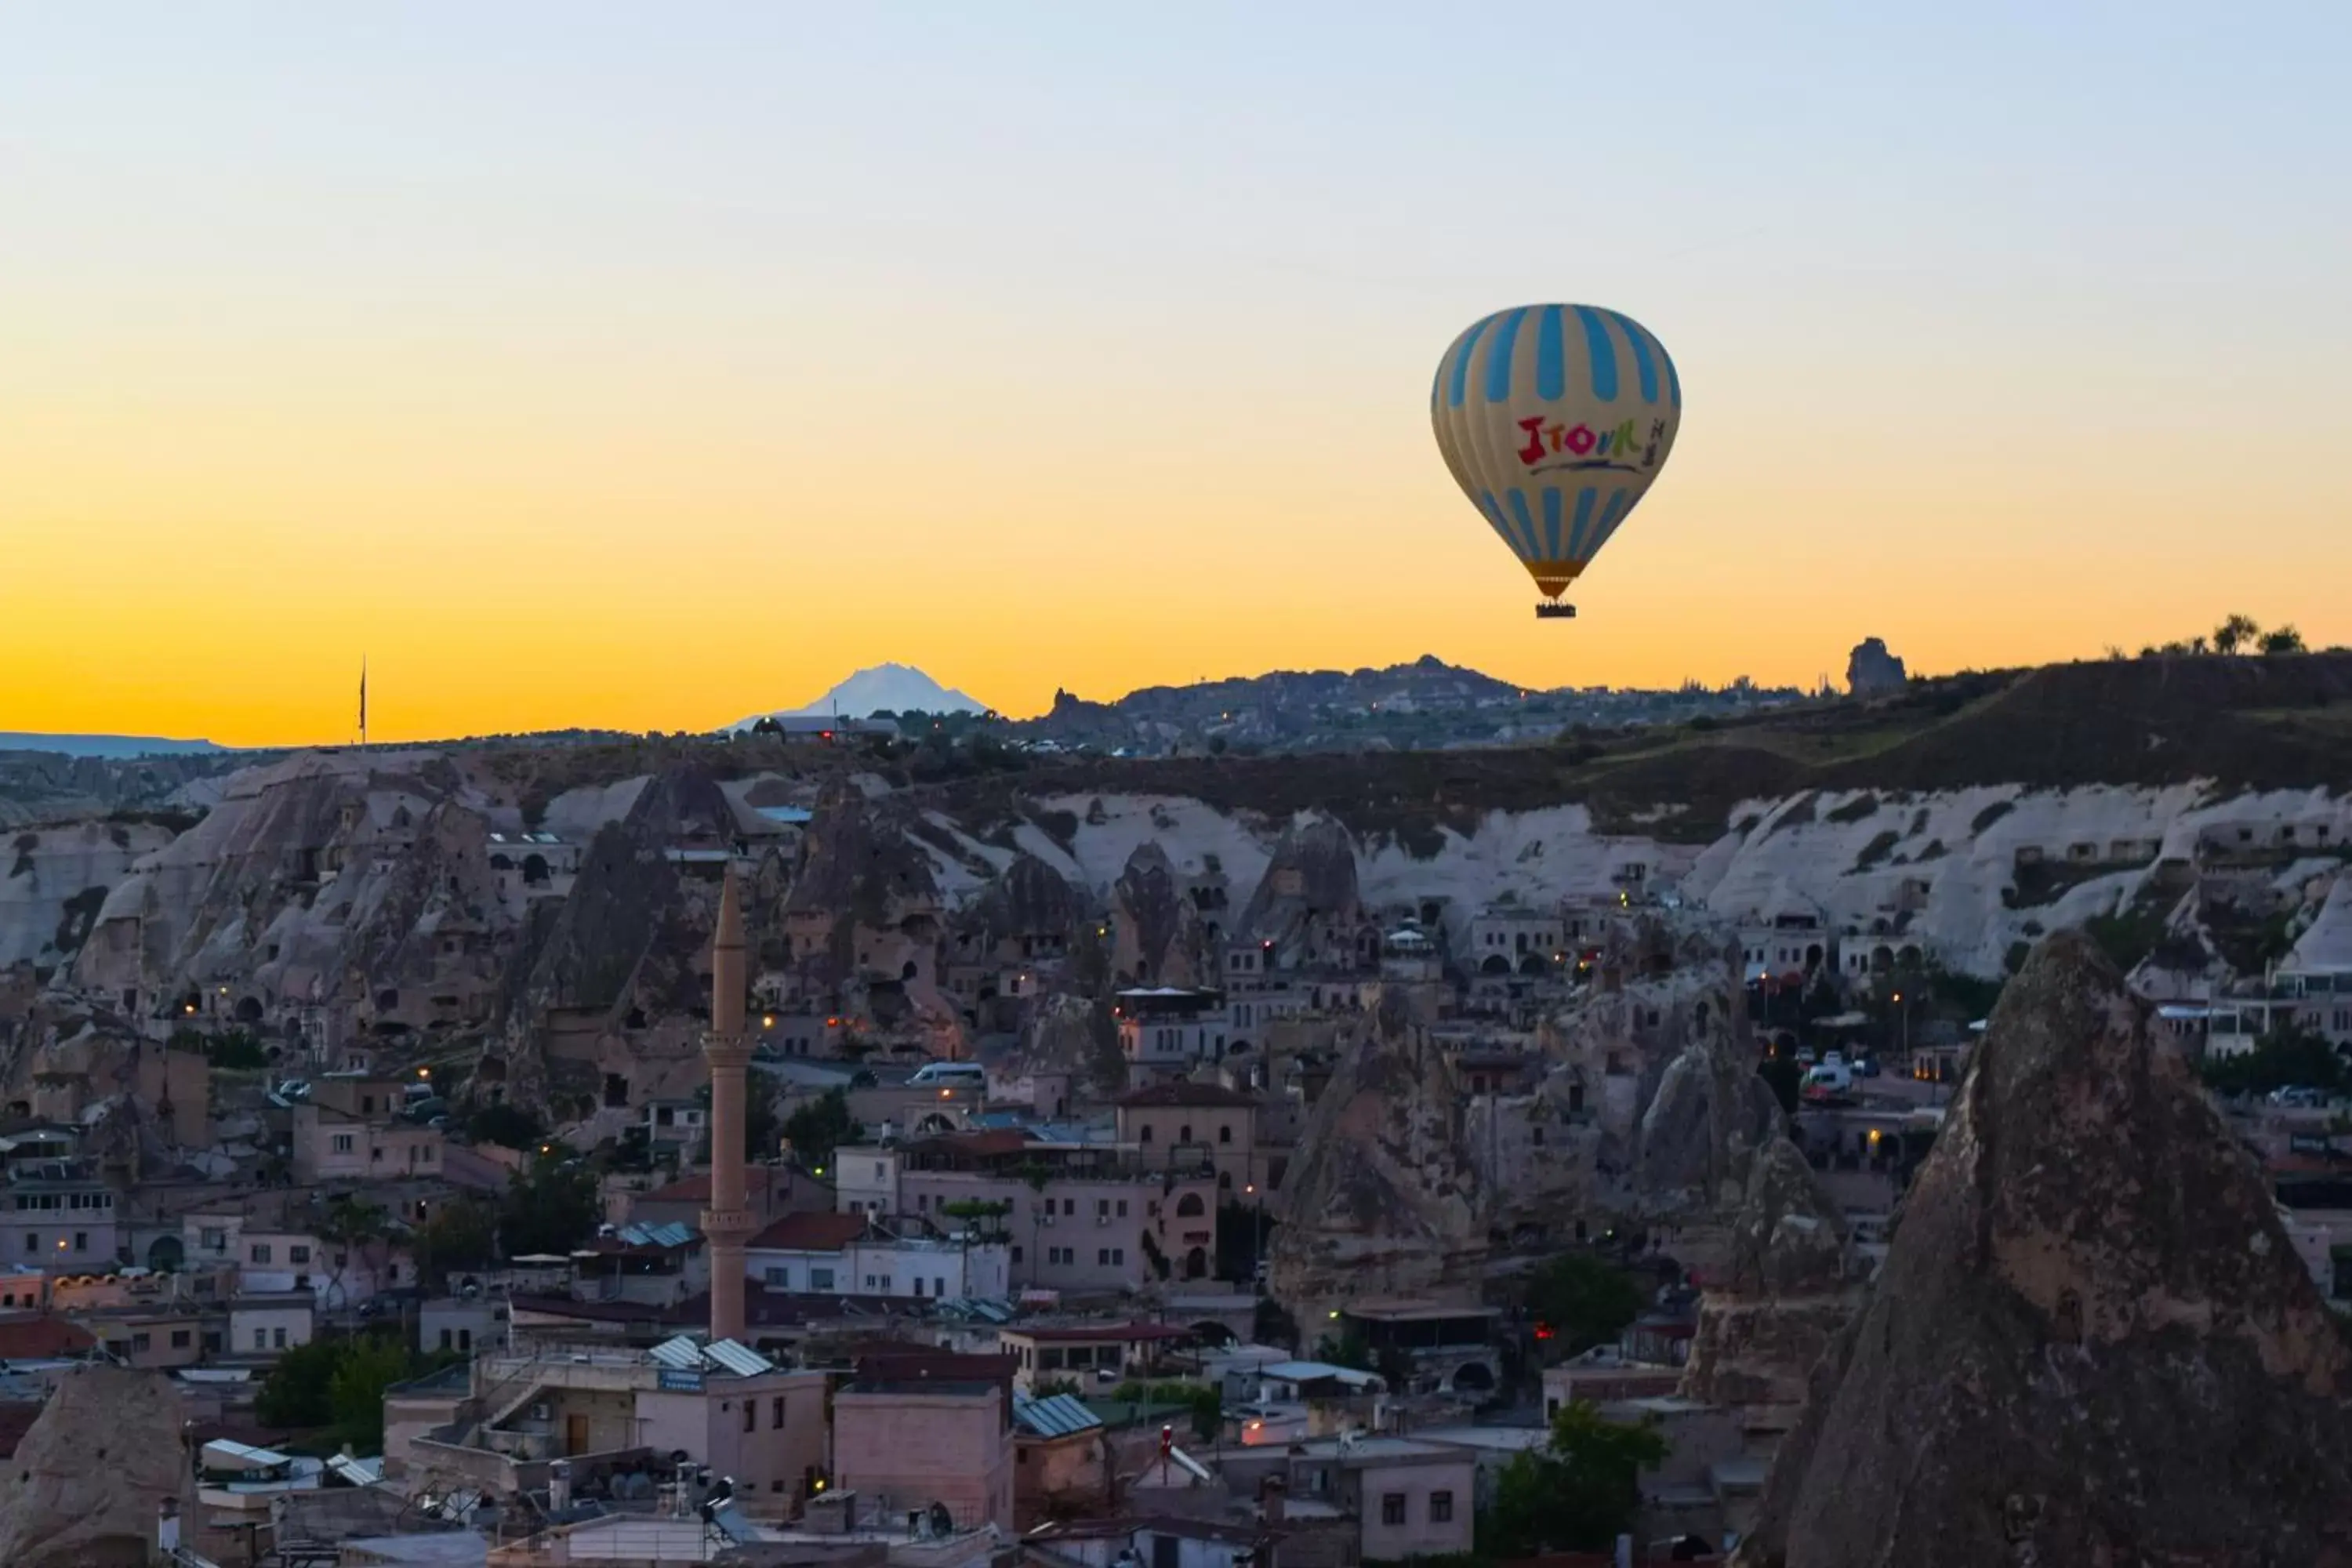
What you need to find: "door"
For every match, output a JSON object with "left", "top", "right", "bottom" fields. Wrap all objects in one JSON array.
[
  {"left": 565, "top": 1414, "right": 590, "bottom": 1456},
  {"left": 1152, "top": 1535, "right": 1180, "bottom": 1568}
]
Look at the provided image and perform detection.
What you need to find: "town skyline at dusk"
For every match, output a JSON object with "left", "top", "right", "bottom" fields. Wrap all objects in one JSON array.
[{"left": 7, "top": 5, "right": 2350, "bottom": 746}]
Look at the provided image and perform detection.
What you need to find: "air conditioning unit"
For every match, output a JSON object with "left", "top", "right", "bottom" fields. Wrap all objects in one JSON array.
[
  {"left": 1040, "top": 1214, "right": 1054, "bottom": 1227},
  {"left": 1096, "top": 1214, "right": 1110, "bottom": 1226},
  {"left": 531, "top": 1402, "right": 550, "bottom": 1421}
]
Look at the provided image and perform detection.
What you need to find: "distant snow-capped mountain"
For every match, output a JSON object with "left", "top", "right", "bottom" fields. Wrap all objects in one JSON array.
[{"left": 733, "top": 664, "right": 989, "bottom": 727}]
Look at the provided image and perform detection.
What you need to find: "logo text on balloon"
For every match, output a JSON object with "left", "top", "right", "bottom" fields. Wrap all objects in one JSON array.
[{"left": 1515, "top": 416, "right": 1666, "bottom": 476}]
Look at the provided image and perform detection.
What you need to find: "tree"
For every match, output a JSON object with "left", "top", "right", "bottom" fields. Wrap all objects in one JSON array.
[
  {"left": 499, "top": 1154, "right": 601, "bottom": 1258},
  {"left": 2213, "top": 613, "right": 2261, "bottom": 655},
  {"left": 781, "top": 1089, "right": 858, "bottom": 1174},
  {"left": 328, "top": 1336, "right": 414, "bottom": 1450},
  {"left": 1253, "top": 1297, "right": 1299, "bottom": 1350},
  {"left": 314, "top": 1198, "right": 390, "bottom": 1308},
  {"left": 2203, "top": 1019, "right": 2347, "bottom": 1098},
  {"left": 257, "top": 1333, "right": 444, "bottom": 1450},
  {"left": 204, "top": 1029, "right": 270, "bottom": 1070},
  {"left": 1523, "top": 1253, "right": 1645, "bottom": 1355},
  {"left": 1757, "top": 1054, "right": 1801, "bottom": 1116},
  {"left": 466, "top": 1102, "right": 545, "bottom": 1150},
  {"left": 1479, "top": 1401, "right": 1668, "bottom": 1556},
  {"left": 742, "top": 1083, "right": 782, "bottom": 1163},
  {"left": 254, "top": 1337, "right": 343, "bottom": 1429},
  {"left": 414, "top": 1198, "right": 499, "bottom": 1288},
  {"left": 2262, "top": 624, "right": 2307, "bottom": 655}
]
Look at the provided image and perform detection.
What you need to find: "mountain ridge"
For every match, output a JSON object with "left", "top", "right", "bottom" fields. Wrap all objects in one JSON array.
[
  {"left": 732, "top": 662, "right": 989, "bottom": 726},
  {"left": 0, "top": 733, "right": 223, "bottom": 759}
]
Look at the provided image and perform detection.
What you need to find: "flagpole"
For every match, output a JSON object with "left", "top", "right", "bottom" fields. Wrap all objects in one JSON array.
[{"left": 359, "top": 658, "right": 368, "bottom": 750}]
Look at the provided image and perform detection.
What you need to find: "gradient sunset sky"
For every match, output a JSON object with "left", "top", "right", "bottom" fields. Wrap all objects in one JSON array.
[{"left": 6, "top": 4, "right": 2350, "bottom": 746}]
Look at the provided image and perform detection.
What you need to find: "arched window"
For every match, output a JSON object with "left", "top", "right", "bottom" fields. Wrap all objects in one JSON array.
[
  {"left": 1139, "top": 1126, "right": 1153, "bottom": 1144},
  {"left": 1175, "top": 1192, "right": 1207, "bottom": 1218},
  {"left": 1218, "top": 1125, "right": 1232, "bottom": 1145},
  {"left": 1179, "top": 1124, "right": 1192, "bottom": 1143}
]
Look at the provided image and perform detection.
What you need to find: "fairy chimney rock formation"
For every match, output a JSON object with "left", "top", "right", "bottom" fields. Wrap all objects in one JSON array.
[{"left": 1736, "top": 931, "right": 2352, "bottom": 1567}]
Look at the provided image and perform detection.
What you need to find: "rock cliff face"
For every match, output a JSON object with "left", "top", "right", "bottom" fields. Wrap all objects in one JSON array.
[
  {"left": 1844, "top": 637, "right": 1907, "bottom": 696},
  {"left": 1269, "top": 991, "right": 1489, "bottom": 1311},
  {"left": 1109, "top": 843, "right": 1202, "bottom": 986},
  {"left": 72, "top": 750, "right": 503, "bottom": 1036},
  {"left": 1, "top": 819, "right": 175, "bottom": 972},
  {"left": 992, "top": 992, "right": 1126, "bottom": 1104},
  {"left": 1738, "top": 933, "right": 2352, "bottom": 1567},
  {"left": 1680, "top": 1136, "right": 1860, "bottom": 1434},
  {"left": 964, "top": 853, "right": 1087, "bottom": 954},
  {"left": 0, "top": 1364, "right": 196, "bottom": 1567},
  {"left": 1236, "top": 815, "right": 1370, "bottom": 968},
  {"left": 0, "top": 747, "right": 240, "bottom": 829},
  {"left": 1632, "top": 941, "right": 1784, "bottom": 1212}
]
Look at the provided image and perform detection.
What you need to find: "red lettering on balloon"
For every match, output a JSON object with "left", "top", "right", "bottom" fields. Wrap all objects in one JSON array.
[
  {"left": 1516, "top": 418, "right": 1547, "bottom": 465},
  {"left": 1564, "top": 424, "right": 1596, "bottom": 456}
]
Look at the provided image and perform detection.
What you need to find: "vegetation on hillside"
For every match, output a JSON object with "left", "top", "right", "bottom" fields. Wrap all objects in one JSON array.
[
  {"left": 2203, "top": 1021, "right": 2347, "bottom": 1097},
  {"left": 256, "top": 1334, "right": 459, "bottom": 1451},
  {"left": 1479, "top": 1401, "right": 1669, "bottom": 1557},
  {"left": 1523, "top": 1254, "right": 1646, "bottom": 1356}
]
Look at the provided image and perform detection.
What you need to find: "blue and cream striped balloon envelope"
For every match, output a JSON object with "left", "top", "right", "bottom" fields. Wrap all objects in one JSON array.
[{"left": 1431, "top": 304, "right": 1681, "bottom": 602}]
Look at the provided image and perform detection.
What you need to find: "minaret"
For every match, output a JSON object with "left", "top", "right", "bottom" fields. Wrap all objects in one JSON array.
[{"left": 702, "top": 868, "right": 756, "bottom": 1342}]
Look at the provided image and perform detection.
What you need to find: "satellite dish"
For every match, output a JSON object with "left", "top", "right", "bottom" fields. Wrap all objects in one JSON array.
[{"left": 929, "top": 1501, "right": 954, "bottom": 1537}]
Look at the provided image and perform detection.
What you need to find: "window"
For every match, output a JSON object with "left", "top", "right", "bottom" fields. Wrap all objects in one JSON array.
[
  {"left": 1218, "top": 1125, "right": 1232, "bottom": 1144},
  {"left": 810, "top": 1267, "right": 833, "bottom": 1290},
  {"left": 459, "top": 1329, "right": 472, "bottom": 1351},
  {"left": 1010, "top": 1247, "right": 1023, "bottom": 1264},
  {"left": 1179, "top": 1124, "right": 1192, "bottom": 1142},
  {"left": 440, "top": 1329, "right": 453, "bottom": 1351},
  {"left": 22, "top": 1235, "right": 35, "bottom": 1254},
  {"left": 274, "top": 1327, "right": 288, "bottom": 1349},
  {"left": 1062, "top": 1198, "right": 1075, "bottom": 1216},
  {"left": 935, "top": 1276, "right": 946, "bottom": 1296},
  {"left": 73, "top": 1232, "right": 86, "bottom": 1252},
  {"left": 764, "top": 1266, "right": 790, "bottom": 1288},
  {"left": 1138, "top": 1126, "right": 1153, "bottom": 1144},
  {"left": 1381, "top": 1494, "right": 1407, "bottom": 1526},
  {"left": 1098, "top": 1247, "right": 1112, "bottom": 1265},
  {"left": 252, "top": 1329, "right": 267, "bottom": 1350},
  {"left": 251, "top": 1243, "right": 273, "bottom": 1264},
  {"left": 772, "top": 1396, "right": 787, "bottom": 1428},
  {"left": 1116, "top": 1199, "right": 1128, "bottom": 1218},
  {"left": 742, "top": 1399, "right": 757, "bottom": 1432},
  {"left": 171, "top": 1329, "right": 191, "bottom": 1349},
  {"left": 1097, "top": 1199, "right": 1109, "bottom": 1219},
  {"left": 289, "top": 1245, "right": 310, "bottom": 1265},
  {"left": 131, "top": 1332, "right": 151, "bottom": 1353},
  {"left": 1431, "top": 1491, "right": 1454, "bottom": 1523},
  {"left": 332, "top": 1134, "right": 354, "bottom": 1154}
]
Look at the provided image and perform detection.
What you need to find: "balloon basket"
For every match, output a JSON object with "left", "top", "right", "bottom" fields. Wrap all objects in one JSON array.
[{"left": 1535, "top": 602, "right": 1577, "bottom": 620}]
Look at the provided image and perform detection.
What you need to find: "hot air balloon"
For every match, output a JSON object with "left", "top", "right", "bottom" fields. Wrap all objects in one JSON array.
[{"left": 1431, "top": 304, "right": 1681, "bottom": 618}]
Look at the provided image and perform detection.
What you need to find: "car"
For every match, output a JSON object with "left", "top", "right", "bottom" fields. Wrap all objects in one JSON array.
[
  {"left": 1854, "top": 1054, "right": 1881, "bottom": 1078},
  {"left": 1795, "top": 1047, "right": 1818, "bottom": 1067}
]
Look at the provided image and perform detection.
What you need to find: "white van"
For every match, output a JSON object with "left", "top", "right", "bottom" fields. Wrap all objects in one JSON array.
[{"left": 909, "top": 1062, "right": 985, "bottom": 1088}]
